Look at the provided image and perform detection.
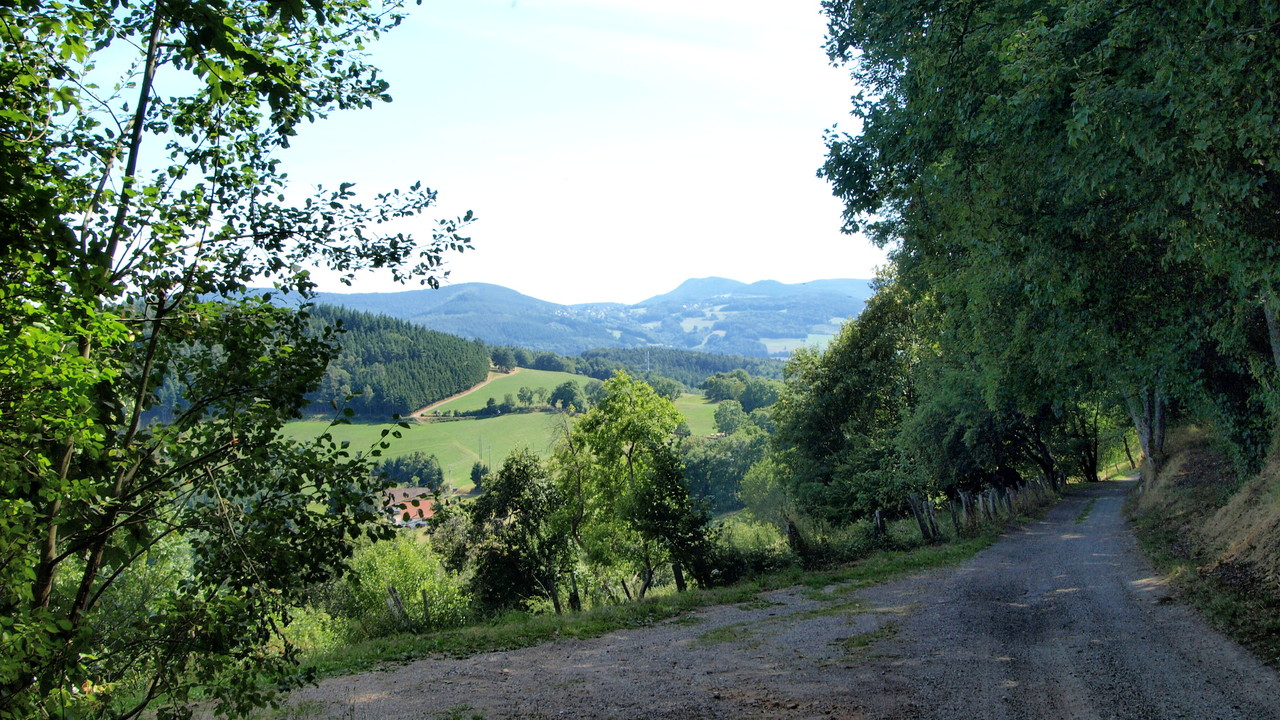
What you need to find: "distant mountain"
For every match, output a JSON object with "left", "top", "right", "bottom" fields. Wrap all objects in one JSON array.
[{"left": 313, "top": 278, "right": 874, "bottom": 357}]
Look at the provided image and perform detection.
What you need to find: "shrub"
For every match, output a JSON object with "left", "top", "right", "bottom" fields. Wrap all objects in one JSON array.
[{"left": 329, "top": 534, "right": 472, "bottom": 638}]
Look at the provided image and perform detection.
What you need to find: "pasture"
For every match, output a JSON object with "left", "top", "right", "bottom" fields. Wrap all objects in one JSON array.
[{"left": 285, "top": 368, "right": 721, "bottom": 491}]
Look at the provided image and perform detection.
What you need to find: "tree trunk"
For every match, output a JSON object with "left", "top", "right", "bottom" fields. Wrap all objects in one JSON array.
[
  {"left": 568, "top": 573, "right": 582, "bottom": 612},
  {"left": 1125, "top": 386, "right": 1167, "bottom": 471},
  {"left": 1264, "top": 299, "right": 1280, "bottom": 376},
  {"left": 547, "top": 580, "right": 563, "bottom": 615},
  {"left": 907, "top": 493, "right": 935, "bottom": 542},
  {"left": 671, "top": 562, "right": 686, "bottom": 593}
]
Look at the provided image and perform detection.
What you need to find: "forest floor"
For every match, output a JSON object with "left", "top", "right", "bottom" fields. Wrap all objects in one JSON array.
[{"left": 284, "top": 480, "right": 1280, "bottom": 719}]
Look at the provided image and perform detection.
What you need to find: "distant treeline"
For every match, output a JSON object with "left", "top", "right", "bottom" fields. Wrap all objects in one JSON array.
[
  {"left": 308, "top": 305, "right": 490, "bottom": 419},
  {"left": 487, "top": 345, "right": 783, "bottom": 387},
  {"left": 578, "top": 347, "right": 783, "bottom": 386}
]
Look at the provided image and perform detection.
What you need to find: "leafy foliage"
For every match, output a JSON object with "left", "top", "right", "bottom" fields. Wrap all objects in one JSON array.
[
  {"left": 819, "top": 0, "right": 1279, "bottom": 476},
  {"left": 379, "top": 452, "right": 446, "bottom": 492},
  {"left": 0, "top": 1, "right": 471, "bottom": 716},
  {"left": 772, "top": 281, "right": 919, "bottom": 520},
  {"left": 466, "top": 449, "right": 570, "bottom": 613},
  {"left": 680, "top": 429, "right": 769, "bottom": 513},
  {"left": 552, "top": 373, "right": 715, "bottom": 600}
]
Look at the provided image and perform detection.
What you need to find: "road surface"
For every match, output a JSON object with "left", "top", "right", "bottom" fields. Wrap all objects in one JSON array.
[{"left": 288, "top": 479, "right": 1280, "bottom": 719}]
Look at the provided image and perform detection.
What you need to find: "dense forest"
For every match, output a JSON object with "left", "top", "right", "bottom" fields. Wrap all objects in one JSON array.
[
  {"left": 484, "top": 344, "right": 783, "bottom": 387},
  {"left": 307, "top": 305, "right": 490, "bottom": 419}
]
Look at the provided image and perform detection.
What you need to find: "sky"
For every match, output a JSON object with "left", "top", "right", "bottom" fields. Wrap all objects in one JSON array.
[{"left": 283, "top": 0, "right": 884, "bottom": 306}]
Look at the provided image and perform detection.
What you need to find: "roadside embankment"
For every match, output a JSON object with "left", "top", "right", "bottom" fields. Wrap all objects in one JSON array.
[{"left": 1128, "top": 426, "right": 1280, "bottom": 664}]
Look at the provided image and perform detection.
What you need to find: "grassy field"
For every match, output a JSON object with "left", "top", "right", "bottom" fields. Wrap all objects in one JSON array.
[
  {"left": 674, "top": 393, "right": 717, "bottom": 436},
  {"left": 282, "top": 413, "right": 567, "bottom": 491},
  {"left": 285, "top": 370, "right": 722, "bottom": 491},
  {"left": 423, "top": 369, "right": 581, "bottom": 414}
]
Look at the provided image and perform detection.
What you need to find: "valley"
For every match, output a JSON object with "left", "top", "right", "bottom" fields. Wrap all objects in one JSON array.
[{"left": 285, "top": 369, "right": 720, "bottom": 491}]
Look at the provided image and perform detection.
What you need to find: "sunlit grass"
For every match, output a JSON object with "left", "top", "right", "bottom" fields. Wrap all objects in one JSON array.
[{"left": 297, "top": 524, "right": 1004, "bottom": 679}]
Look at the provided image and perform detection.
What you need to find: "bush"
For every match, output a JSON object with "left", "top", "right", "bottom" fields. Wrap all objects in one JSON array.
[
  {"left": 785, "top": 514, "right": 907, "bottom": 568},
  {"left": 327, "top": 534, "right": 472, "bottom": 639},
  {"left": 698, "top": 515, "right": 792, "bottom": 586}
]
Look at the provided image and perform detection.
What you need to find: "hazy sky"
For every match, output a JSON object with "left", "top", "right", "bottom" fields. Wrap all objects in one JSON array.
[{"left": 284, "top": 0, "right": 884, "bottom": 305}]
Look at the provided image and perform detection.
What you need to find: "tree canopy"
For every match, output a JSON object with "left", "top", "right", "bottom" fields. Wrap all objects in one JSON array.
[
  {"left": 813, "top": 0, "right": 1280, "bottom": 492},
  {"left": 0, "top": 1, "right": 470, "bottom": 716}
]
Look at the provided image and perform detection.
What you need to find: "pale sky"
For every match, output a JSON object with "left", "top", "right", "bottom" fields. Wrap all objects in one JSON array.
[{"left": 283, "top": 0, "right": 884, "bottom": 305}]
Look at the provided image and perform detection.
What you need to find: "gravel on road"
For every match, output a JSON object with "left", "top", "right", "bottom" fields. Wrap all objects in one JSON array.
[{"left": 286, "top": 480, "right": 1280, "bottom": 719}]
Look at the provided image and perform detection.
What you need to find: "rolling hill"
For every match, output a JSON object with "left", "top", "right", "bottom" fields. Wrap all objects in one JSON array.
[
  {"left": 284, "top": 369, "right": 720, "bottom": 491},
  {"left": 311, "top": 277, "right": 873, "bottom": 357}
]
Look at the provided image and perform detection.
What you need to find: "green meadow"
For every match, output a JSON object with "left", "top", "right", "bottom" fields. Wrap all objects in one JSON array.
[
  {"left": 282, "top": 413, "right": 566, "bottom": 491},
  {"left": 423, "top": 368, "right": 580, "bottom": 414},
  {"left": 284, "top": 370, "right": 721, "bottom": 492}
]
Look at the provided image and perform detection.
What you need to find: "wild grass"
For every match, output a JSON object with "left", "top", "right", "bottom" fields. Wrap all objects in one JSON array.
[
  {"left": 297, "top": 523, "right": 1006, "bottom": 679},
  {"left": 1130, "top": 504, "right": 1280, "bottom": 665},
  {"left": 1127, "top": 426, "right": 1280, "bottom": 665},
  {"left": 1074, "top": 497, "right": 1097, "bottom": 524},
  {"left": 835, "top": 621, "right": 901, "bottom": 654}
]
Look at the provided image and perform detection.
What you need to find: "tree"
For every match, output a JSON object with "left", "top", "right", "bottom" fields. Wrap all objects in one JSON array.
[
  {"left": 772, "top": 280, "right": 918, "bottom": 520},
  {"left": 680, "top": 430, "right": 767, "bottom": 512},
  {"left": 549, "top": 380, "right": 585, "bottom": 411},
  {"left": 467, "top": 449, "right": 568, "bottom": 613},
  {"left": 645, "top": 374, "right": 685, "bottom": 402},
  {"left": 379, "top": 452, "right": 446, "bottom": 492},
  {"left": 714, "top": 400, "right": 748, "bottom": 435},
  {"left": 491, "top": 347, "right": 516, "bottom": 372},
  {"left": 0, "top": 1, "right": 471, "bottom": 717},
  {"left": 820, "top": 0, "right": 1278, "bottom": 473},
  {"left": 552, "top": 372, "right": 710, "bottom": 600},
  {"left": 470, "top": 461, "right": 490, "bottom": 491},
  {"left": 517, "top": 386, "right": 535, "bottom": 406},
  {"left": 584, "top": 378, "right": 607, "bottom": 406},
  {"left": 701, "top": 372, "right": 746, "bottom": 402},
  {"left": 739, "top": 378, "right": 781, "bottom": 413}
]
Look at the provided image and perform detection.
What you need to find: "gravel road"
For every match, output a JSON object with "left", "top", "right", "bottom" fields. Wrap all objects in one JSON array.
[{"left": 287, "top": 479, "right": 1280, "bottom": 719}]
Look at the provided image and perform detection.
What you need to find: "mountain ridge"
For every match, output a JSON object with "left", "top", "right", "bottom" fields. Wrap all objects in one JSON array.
[{"left": 312, "top": 277, "right": 874, "bottom": 357}]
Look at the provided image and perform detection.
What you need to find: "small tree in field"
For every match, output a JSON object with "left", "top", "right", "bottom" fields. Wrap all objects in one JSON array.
[{"left": 471, "top": 461, "right": 491, "bottom": 491}]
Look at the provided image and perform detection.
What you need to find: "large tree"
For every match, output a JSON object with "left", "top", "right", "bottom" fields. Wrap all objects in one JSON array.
[
  {"left": 467, "top": 449, "right": 569, "bottom": 614},
  {"left": 0, "top": 1, "right": 470, "bottom": 717},
  {"left": 820, "top": 0, "right": 1278, "bottom": 471},
  {"left": 552, "top": 372, "right": 713, "bottom": 600},
  {"left": 772, "top": 279, "right": 919, "bottom": 519}
]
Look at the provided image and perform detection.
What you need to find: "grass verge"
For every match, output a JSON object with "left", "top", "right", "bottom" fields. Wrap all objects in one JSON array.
[
  {"left": 301, "top": 530, "right": 1003, "bottom": 679},
  {"left": 1129, "top": 508, "right": 1280, "bottom": 665}
]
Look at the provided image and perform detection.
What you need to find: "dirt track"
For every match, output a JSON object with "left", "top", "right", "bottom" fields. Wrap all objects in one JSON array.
[
  {"left": 288, "top": 480, "right": 1280, "bottom": 719},
  {"left": 407, "top": 368, "right": 518, "bottom": 419}
]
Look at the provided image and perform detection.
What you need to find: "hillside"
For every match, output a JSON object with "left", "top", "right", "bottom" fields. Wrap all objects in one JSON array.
[
  {"left": 312, "top": 277, "right": 874, "bottom": 357},
  {"left": 305, "top": 305, "right": 491, "bottom": 420}
]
